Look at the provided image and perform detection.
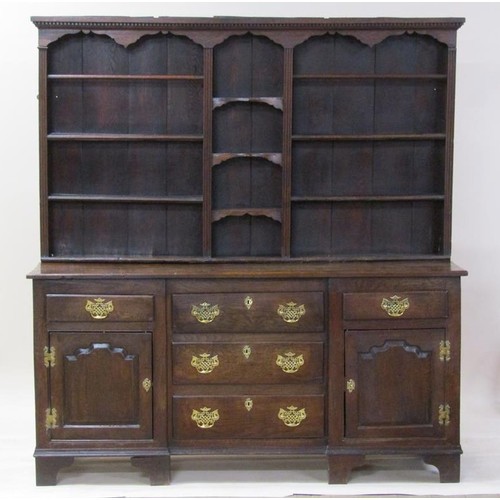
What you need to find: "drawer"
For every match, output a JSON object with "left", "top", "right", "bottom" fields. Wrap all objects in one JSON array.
[
  {"left": 173, "top": 394, "right": 324, "bottom": 439},
  {"left": 343, "top": 290, "right": 448, "bottom": 320},
  {"left": 172, "top": 292, "right": 324, "bottom": 333},
  {"left": 46, "top": 294, "right": 154, "bottom": 322},
  {"left": 173, "top": 341, "right": 324, "bottom": 384}
]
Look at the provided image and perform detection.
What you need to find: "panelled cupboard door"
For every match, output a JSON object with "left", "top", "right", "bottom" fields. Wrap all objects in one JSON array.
[
  {"left": 344, "top": 329, "right": 446, "bottom": 440},
  {"left": 47, "top": 331, "right": 153, "bottom": 440}
]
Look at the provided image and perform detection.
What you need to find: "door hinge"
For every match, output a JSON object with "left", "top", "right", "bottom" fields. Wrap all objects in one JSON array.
[
  {"left": 438, "top": 404, "right": 450, "bottom": 426},
  {"left": 439, "top": 340, "right": 451, "bottom": 362},
  {"left": 43, "top": 346, "right": 56, "bottom": 367},
  {"left": 45, "top": 408, "right": 58, "bottom": 429}
]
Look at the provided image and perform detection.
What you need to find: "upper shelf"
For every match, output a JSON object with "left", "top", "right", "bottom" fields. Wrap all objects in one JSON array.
[
  {"left": 293, "top": 73, "right": 447, "bottom": 80},
  {"left": 48, "top": 74, "right": 204, "bottom": 81}
]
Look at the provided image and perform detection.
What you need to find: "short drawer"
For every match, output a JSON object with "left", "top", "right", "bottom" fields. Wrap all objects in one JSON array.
[
  {"left": 173, "top": 394, "right": 324, "bottom": 439},
  {"left": 343, "top": 290, "right": 448, "bottom": 320},
  {"left": 173, "top": 341, "right": 324, "bottom": 384},
  {"left": 172, "top": 292, "right": 324, "bottom": 333},
  {"left": 46, "top": 294, "right": 154, "bottom": 322}
]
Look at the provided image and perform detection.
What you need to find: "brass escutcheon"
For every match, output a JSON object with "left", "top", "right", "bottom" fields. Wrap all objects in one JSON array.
[
  {"left": 244, "top": 398, "right": 253, "bottom": 411},
  {"left": 381, "top": 295, "right": 410, "bottom": 317},
  {"left": 242, "top": 345, "right": 252, "bottom": 359},
  {"left": 244, "top": 296, "right": 253, "bottom": 310},
  {"left": 277, "top": 302, "right": 306, "bottom": 323},
  {"left": 191, "top": 302, "right": 220, "bottom": 324},
  {"left": 142, "top": 378, "right": 152, "bottom": 392},
  {"left": 346, "top": 379, "right": 356, "bottom": 393},
  {"left": 278, "top": 406, "right": 307, "bottom": 427},
  {"left": 276, "top": 352, "right": 304, "bottom": 373},
  {"left": 85, "top": 298, "right": 114, "bottom": 320},
  {"left": 191, "top": 353, "right": 219, "bottom": 374},
  {"left": 191, "top": 407, "right": 220, "bottom": 429}
]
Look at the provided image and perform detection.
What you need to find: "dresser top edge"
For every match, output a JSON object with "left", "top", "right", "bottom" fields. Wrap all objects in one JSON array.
[{"left": 27, "top": 261, "right": 468, "bottom": 280}]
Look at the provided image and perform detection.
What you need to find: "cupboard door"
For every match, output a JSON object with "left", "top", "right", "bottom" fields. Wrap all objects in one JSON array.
[
  {"left": 345, "top": 329, "right": 445, "bottom": 439},
  {"left": 48, "top": 331, "right": 152, "bottom": 440}
]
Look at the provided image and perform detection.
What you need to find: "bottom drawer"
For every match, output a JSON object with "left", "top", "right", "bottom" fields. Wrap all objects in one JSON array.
[{"left": 173, "top": 394, "right": 324, "bottom": 440}]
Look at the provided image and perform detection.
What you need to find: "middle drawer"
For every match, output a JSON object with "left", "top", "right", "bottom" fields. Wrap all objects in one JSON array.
[
  {"left": 173, "top": 341, "right": 324, "bottom": 384},
  {"left": 172, "top": 291, "right": 325, "bottom": 333}
]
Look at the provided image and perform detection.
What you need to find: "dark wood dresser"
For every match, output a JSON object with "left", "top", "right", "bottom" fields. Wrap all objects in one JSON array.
[{"left": 28, "top": 16, "right": 466, "bottom": 485}]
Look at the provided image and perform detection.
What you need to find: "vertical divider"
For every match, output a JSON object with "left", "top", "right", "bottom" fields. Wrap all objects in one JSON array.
[
  {"left": 281, "top": 47, "right": 294, "bottom": 258},
  {"left": 39, "top": 46, "right": 49, "bottom": 257},
  {"left": 443, "top": 46, "right": 457, "bottom": 257},
  {"left": 202, "top": 47, "right": 214, "bottom": 257}
]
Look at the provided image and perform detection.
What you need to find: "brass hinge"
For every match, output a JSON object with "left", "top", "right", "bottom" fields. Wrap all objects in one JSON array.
[
  {"left": 45, "top": 408, "right": 58, "bottom": 429},
  {"left": 43, "top": 346, "right": 56, "bottom": 367},
  {"left": 439, "top": 340, "right": 451, "bottom": 362},
  {"left": 438, "top": 404, "right": 450, "bottom": 426}
]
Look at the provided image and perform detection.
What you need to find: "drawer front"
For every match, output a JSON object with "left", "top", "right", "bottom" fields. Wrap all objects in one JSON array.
[
  {"left": 46, "top": 294, "right": 154, "bottom": 322},
  {"left": 173, "top": 341, "right": 324, "bottom": 384},
  {"left": 343, "top": 290, "right": 448, "bottom": 320},
  {"left": 172, "top": 292, "right": 324, "bottom": 333},
  {"left": 173, "top": 394, "right": 324, "bottom": 439}
]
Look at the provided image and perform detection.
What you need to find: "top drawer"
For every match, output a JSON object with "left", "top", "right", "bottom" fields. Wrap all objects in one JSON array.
[
  {"left": 46, "top": 294, "right": 154, "bottom": 322},
  {"left": 172, "top": 291, "right": 325, "bottom": 333},
  {"left": 343, "top": 290, "right": 448, "bottom": 320}
]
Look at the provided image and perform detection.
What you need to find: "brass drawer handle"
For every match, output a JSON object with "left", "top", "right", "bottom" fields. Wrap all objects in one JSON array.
[
  {"left": 85, "top": 298, "right": 114, "bottom": 320},
  {"left": 191, "top": 407, "right": 219, "bottom": 429},
  {"left": 276, "top": 352, "right": 304, "bottom": 373},
  {"left": 191, "top": 302, "right": 220, "bottom": 323},
  {"left": 277, "top": 302, "right": 306, "bottom": 323},
  {"left": 381, "top": 295, "right": 410, "bottom": 317},
  {"left": 278, "top": 406, "right": 307, "bottom": 427},
  {"left": 191, "top": 353, "right": 219, "bottom": 374}
]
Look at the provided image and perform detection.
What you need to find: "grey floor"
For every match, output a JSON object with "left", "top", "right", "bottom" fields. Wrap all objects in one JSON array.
[{"left": 3, "top": 382, "right": 499, "bottom": 498}]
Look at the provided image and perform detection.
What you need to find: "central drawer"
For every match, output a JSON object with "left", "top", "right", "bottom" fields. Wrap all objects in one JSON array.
[
  {"left": 172, "top": 291, "right": 325, "bottom": 333},
  {"left": 173, "top": 394, "right": 324, "bottom": 439},
  {"left": 173, "top": 341, "right": 324, "bottom": 384}
]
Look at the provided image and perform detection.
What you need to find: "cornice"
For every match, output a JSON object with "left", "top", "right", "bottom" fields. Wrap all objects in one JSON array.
[{"left": 31, "top": 16, "right": 465, "bottom": 32}]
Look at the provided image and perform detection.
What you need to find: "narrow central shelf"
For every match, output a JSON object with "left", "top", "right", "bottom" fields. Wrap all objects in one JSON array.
[
  {"left": 212, "top": 208, "right": 282, "bottom": 223},
  {"left": 212, "top": 153, "right": 283, "bottom": 166},
  {"left": 213, "top": 97, "right": 283, "bottom": 110}
]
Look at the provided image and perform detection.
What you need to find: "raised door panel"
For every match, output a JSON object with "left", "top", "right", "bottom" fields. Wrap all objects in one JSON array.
[
  {"left": 48, "top": 332, "right": 152, "bottom": 440},
  {"left": 345, "top": 329, "right": 445, "bottom": 439}
]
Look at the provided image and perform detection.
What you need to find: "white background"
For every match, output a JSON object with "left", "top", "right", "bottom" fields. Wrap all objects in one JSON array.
[{"left": 0, "top": 1, "right": 499, "bottom": 497}]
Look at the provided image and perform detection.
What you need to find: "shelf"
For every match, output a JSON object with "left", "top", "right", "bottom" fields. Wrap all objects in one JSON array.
[
  {"left": 291, "top": 195, "right": 445, "bottom": 202},
  {"left": 47, "top": 133, "right": 204, "bottom": 142},
  {"left": 292, "top": 134, "right": 446, "bottom": 142},
  {"left": 48, "top": 74, "right": 204, "bottom": 81},
  {"left": 293, "top": 73, "right": 447, "bottom": 80},
  {"left": 48, "top": 195, "right": 203, "bottom": 204},
  {"left": 213, "top": 153, "right": 282, "bottom": 167},
  {"left": 213, "top": 97, "right": 283, "bottom": 111},
  {"left": 212, "top": 208, "right": 282, "bottom": 223}
]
